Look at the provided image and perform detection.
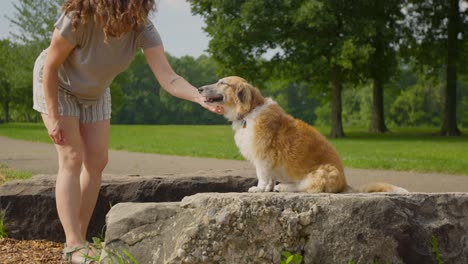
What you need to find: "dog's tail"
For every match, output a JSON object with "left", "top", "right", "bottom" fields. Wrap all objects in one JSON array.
[{"left": 345, "top": 182, "right": 409, "bottom": 193}]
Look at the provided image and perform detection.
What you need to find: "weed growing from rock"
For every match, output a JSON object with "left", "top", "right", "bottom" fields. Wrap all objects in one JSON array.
[
  {"left": 0, "top": 209, "right": 7, "bottom": 238},
  {"left": 431, "top": 235, "right": 444, "bottom": 264},
  {"left": 281, "top": 251, "right": 303, "bottom": 264}
]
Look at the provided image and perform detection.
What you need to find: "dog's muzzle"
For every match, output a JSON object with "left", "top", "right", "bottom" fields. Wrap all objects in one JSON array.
[{"left": 198, "top": 85, "right": 224, "bottom": 103}]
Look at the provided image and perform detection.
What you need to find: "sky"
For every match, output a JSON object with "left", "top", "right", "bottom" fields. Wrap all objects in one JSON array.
[{"left": 0, "top": 0, "right": 210, "bottom": 58}]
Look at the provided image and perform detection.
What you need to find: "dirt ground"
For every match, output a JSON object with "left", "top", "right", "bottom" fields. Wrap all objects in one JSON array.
[{"left": 0, "top": 238, "right": 64, "bottom": 264}]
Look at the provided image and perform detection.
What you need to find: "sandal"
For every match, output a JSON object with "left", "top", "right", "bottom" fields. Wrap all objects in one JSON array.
[
  {"left": 98, "top": 242, "right": 110, "bottom": 264},
  {"left": 62, "top": 241, "right": 97, "bottom": 264}
]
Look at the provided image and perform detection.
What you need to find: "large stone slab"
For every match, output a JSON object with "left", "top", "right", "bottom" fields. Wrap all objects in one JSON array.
[
  {"left": 0, "top": 174, "right": 256, "bottom": 241},
  {"left": 105, "top": 192, "right": 468, "bottom": 264}
]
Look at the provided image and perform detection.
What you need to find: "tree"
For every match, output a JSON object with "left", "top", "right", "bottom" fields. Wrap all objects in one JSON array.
[
  {"left": 111, "top": 51, "right": 165, "bottom": 124},
  {"left": 0, "top": 40, "right": 13, "bottom": 122},
  {"left": 389, "top": 75, "right": 444, "bottom": 126},
  {"left": 111, "top": 51, "right": 224, "bottom": 124},
  {"left": 358, "top": 0, "right": 403, "bottom": 133},
  {"left": 158, "top": 54, "right": 223, "bottom": 124},
  {"left": 0, "top": 39, "right": 39, "bottom": 122},
  {"left": 191, "top": 0, "right": 372, "bottom": 138},
  {"left": 8, "top": 0, "right": 62, "bottom": 50},
  {"left": 403, "top": 0, "right": 468, "bottom": 136},
  {"left": 1, "top": 0, "right": 63, "bottom": 122}
]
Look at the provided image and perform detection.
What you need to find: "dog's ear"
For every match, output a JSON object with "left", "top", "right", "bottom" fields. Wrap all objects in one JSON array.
[
  {"left": 235, "top": 83, "right": 254, "bottom": 116},
  {"left": 237, "top": 83, "right": 252, "bottom": 105}
]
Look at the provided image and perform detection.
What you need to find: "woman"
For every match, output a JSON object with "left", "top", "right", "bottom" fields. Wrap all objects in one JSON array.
[{"left": 32, "top": 0, "right": 222, "bottom": 263}]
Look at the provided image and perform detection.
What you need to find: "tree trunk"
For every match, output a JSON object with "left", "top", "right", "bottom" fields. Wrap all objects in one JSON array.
[
  {"left": 3, "top": 100, "right": 8, "bottom": 122},
  {"left": 369, "top": 30, "right": 389, "bottom": 133},
  {"left": 440, "top": 0, "right": 461, "bottom": 136},
  {"left": 330, "top": 66, "right": 345, "bottom": 138},
  {"left": 370, "top": 76, "right": 388, "bottom": 133},
  {"left": 25, "top": 111, "right": 31, "bottom": 122},
  {"left": 2, "top": 82, "right": 10, "bottom": 122}
]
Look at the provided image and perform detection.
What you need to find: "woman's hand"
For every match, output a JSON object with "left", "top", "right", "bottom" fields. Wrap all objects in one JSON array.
[
  {"left": 197, "top": 96, "right": 224, "bottom": 115},
  {"left": 47, "top": 118, "right": 65, "bottom": 145},
  {"left": 201, "top": 101, "right": 224, "bottom": 115}
]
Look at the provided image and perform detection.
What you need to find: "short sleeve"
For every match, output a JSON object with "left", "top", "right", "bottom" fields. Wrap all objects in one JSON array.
[
  {"left": 54, "top": 13, "right": 82, "bottom": 46},
  {"left": 137, "top": 20, "right": 163, "bottom": 49}
]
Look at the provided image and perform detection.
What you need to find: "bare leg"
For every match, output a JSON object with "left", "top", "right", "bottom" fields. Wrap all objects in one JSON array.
[
  {"left": 78, "top": 119, "right": 110, "bottom": 240},
  {"left": 42, "top": 114, "right": 84, "bottom": 247}
]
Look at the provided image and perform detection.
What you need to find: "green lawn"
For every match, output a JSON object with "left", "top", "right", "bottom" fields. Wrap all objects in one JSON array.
[
  {"left": 0, "top": 123, "right": 467, "bottom": 175},
  {"left": 0, "top": 164, "right": 32, "bottom": 184}
]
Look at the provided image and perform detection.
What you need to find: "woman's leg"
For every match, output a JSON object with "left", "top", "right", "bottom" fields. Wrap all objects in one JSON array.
[
  {"left": 78, "top": 119, "right": 110, "bottom": 239},
  {"left": 41, "top": 114, "right": 85, "bottom": 247}
]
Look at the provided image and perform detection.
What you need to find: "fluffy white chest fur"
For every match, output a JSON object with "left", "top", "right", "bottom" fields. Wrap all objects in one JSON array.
[
  {"left": 232, "top": 99, "right": 275, "bottom": 162},
  {"left": 232, "top": 99, "right": 288, "bottom": 192}
]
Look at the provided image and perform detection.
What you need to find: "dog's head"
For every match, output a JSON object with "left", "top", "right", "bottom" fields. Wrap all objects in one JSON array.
[{"left": 198, "top": 76, "right": 265, "bottom": 121}]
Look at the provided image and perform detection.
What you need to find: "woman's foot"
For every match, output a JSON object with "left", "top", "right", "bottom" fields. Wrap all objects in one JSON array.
[{"left": 62, "top": 241, "right": 98, "bottom": 264}]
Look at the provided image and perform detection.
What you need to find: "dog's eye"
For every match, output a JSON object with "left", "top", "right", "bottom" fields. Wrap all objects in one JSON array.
[{"left": 218, "top": 81, "right": 227, "bottom": 86}]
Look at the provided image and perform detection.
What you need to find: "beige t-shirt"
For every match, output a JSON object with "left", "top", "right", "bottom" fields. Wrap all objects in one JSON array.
[{"left": 53, "top": 13, "right": 162, "bottom": 102}]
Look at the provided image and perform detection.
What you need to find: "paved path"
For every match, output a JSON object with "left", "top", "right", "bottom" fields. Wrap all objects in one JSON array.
[{"left": 1, "top": 136, "right": 467, "bottom": 192}]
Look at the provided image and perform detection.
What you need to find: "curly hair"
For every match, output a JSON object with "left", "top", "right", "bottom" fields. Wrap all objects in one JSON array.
[{"left": 62, "top": 0, "right": 156, "bottom": 39}]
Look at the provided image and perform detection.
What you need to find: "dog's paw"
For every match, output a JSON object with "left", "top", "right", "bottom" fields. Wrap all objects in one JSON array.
[
  {"left": 273, "top": 184, "right": 285, "bottom": 192},
  {"left": 274, "top": 183, "right": 295, "bottom": 192},
  {"left": 248, "top": 186, "right": 265, "bottom": 193}
]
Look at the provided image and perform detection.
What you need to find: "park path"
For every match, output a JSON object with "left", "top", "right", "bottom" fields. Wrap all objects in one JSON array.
[{"left": 1, "top": 136, "right": 467, "bottom": 192}]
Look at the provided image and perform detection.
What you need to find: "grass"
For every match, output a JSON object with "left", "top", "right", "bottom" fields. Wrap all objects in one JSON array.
[
  {"left": 0, "top": 123, "right": 467, "bottom": 175},
  {"left": 0, "top": 164, "right": 32, "bottom": 185},
  {"left": 83, "top": 236, "right": 138, "bottom": 264},
  {"left": 0, "top": 209, "right": 7, "bottom": 238}
]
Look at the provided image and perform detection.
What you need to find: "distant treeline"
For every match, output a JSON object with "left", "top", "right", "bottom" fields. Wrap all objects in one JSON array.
[{"left": 0, "top": 0, "right": 467, "bottom": 137}]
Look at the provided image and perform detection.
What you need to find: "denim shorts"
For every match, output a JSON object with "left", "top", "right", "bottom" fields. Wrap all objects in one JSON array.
[{"left": 32, "top": 50, "right": 112, "bottom": 123}]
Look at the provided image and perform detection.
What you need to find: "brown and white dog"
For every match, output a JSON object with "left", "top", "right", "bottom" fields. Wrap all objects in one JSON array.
[{"left": 198, "top": 76, "right": 408, "bottom": 194}]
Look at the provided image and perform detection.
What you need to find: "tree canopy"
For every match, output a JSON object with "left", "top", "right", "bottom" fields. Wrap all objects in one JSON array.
[{"left": 191, "top": 0, "right": 467, "bottom": 136}]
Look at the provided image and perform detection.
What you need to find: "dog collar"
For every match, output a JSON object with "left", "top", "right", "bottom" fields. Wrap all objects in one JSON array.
[
  {"left": 236, "top": 114, "right": 247, "bottom": 128},
  {"left": 240, "top": 119, "right": 247, "bottom": 128}
]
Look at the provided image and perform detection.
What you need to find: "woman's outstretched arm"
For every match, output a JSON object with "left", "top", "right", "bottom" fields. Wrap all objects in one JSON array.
[{"left": 143, "top": 44, "right": 223, "bottom": 114}]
